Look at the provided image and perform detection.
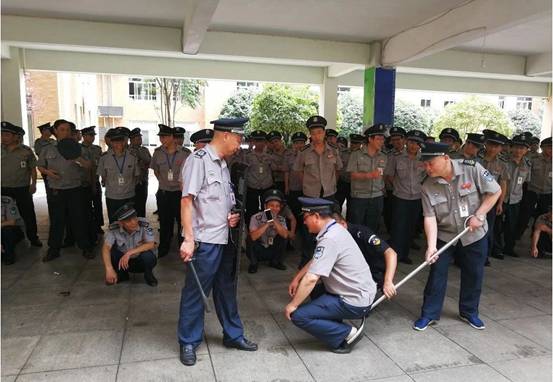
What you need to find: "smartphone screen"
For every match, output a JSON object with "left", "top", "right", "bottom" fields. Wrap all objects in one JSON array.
[{"left": 264, "top": 209, "right": 273, "bottom": 222}]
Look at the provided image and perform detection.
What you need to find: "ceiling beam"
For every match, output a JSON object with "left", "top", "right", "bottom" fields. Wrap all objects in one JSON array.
[
  {"left": 182, "top": 0, "right": 219, "bottom": 54},
  {"left": 381, "top": 0, "right": 551, "bottom": 66},
  {"left": 526, "top": 52, "right": 552, "bottom": 77}
]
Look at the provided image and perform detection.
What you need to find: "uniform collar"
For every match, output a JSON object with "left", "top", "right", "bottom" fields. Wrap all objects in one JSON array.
[
  {"left": 316, "top": 219, "right": 337, "bottom": 240},
  {"left": 205, "top": 143, "right": 222, "bottom": 162},
  {"left": 435, "top": 160, "right": 463, "bottom": 185}
]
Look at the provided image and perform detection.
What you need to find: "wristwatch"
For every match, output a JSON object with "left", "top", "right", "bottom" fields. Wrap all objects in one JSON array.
[{"left": 475, "top": 214, "right": 486, "bottom": 222}]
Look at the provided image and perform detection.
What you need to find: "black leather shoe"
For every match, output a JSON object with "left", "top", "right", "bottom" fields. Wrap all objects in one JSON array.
[
  {"left": 180, "top": 344, "right": 196, "bottom": 366},
  {"left": 42, "top": 249, "right": 60, "bottom": 262},
  {"left": 248, "top": 264, "right": 258, "bottom": 274},
  {"left": 144, "top": 271, "right": 158, "bottom": 287},
  {"left": 30, "top": 239, "right": 43, "bottom": 247},
  {"left": 331, "top": 332, "right": 364, "bottom": 354},
  {"left": 223, "top": 337, "right": 258, "bottom": 351},
  {"left": 269, "top": 262, "right": 287, "bottom": 271}
]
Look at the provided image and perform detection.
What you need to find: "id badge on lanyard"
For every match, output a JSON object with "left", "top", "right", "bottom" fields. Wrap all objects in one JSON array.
[
  {"left": 459, "top": 199, "right": 469, "bottom": 217},
  {"left": 167, "top": 169, "right": 174, "bottom": 181},
  {"left": 118, "top": 175, "right": 125, "bottom": 185}
]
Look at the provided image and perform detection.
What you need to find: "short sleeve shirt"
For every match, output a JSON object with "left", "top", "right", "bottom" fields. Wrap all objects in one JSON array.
[
  {"left": 308, "top": 220, "right": 376, "bottom": 307},
  {"left": 37, "top": 144, "right": 82, "bottom": 189},
  {"left": 97, "top": 149, "right": 140, "bottom": 199},
  {"left": 150, "top": 146, "right": 189, "bottom": 191},
  {"left": 347, "top": 223, "right": 388, "bottom": 285},
  {"left": 1, "top": 196, "right": 24, "bottom": 227},
  {"left": 384, "top": 151, "right": 425, "bottom": 200},
  {"left": 244, "top": 150, "right": 274, "bottom": 190},
  {"left": 249, "top": 210, "right": 287, "bottom": 247},
  {"left": 528, "top": 154, "right": 552, "bottom": 194},
  {"left": 1, "top": 144, "right": 37, "bottom": 187},
  {"left": 421, "top": 159, "right": 501, "bottom": 246},
  {"left": 506, "top": 158, "right": 532, "bottom": 204},
  {"left": 181, "top": 144, "right": 235, "bottom": 244},
  {"left": 285, "top": 150, "right": 303, "bottom": 192},
  {"left": 293, "top": 143, "right": 342, "bottom": 198},
  {"left": 347, "top": 149, "right": 387, "bottom": 198},
  {"left": 105, "top": 218, "right": 156, "bottom": 255},
  {"left": 478, "top": 153, "right": 510, "bottom": 184}
]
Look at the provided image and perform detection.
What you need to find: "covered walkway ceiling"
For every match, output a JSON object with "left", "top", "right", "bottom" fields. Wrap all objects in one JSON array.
[{"left": 1, "top": 0, "right": 552, "bottom": 93}]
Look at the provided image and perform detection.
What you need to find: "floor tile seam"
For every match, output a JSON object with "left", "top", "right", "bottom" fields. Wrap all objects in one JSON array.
[
  {"left": 3, "top": 253, "right": 41, "bottom": 291},
  {"left": 491, "top": 317, "right": 553, "bottom": 351},
  {"left": 14, "top": 362, "right": 119, "bottom": 378},
  {"left": 114, "top": 278, "right": 133, "bottom": 382},
  {"left": 404, "top": 360, "right": 515, "bottom": 381},
  {"left": 363, "top": 336, "right": 412, "bottom": 380},
  {"left": 268, "top": 312, "right": 317, "bottom": 382}
]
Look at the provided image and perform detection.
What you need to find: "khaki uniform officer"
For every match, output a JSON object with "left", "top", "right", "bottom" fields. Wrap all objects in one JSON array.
[
  {"left": 129, "top": 128, "right": 152, "bottom": 218},
  {"left": 267, "top": 131, "right": 291, "bottom": 192},
  {"left": 1, "top": 121, "right": 42, "bottom": 247},
  {"left": 97, "top": 127, "right": 140, "bottom": 223},
  {"left": 102, "top": 203, "right": 157, "bottom": 287},
  {"left": 190, "top": 129, "right": 213, "bottom": 151},
  {"left": 151, "top": 124, "right": 190, "bottom": 257},
  {"left": 439, "top": 128, "right": 461, "bottom": 156},
  {"left": 33, "top": 122, "right": 55, "bottom": 158},
  {"left": 347, "top": 124, "right": 387, "bottom": 232},
  {"left": 285, "top": 132, "right": 307, "bottom": 217},
  {"left": 413, "top": 142, "right": 501, "bottom": 331}
]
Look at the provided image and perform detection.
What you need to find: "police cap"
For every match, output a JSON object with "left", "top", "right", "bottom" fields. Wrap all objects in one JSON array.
[
  {"left": 57, "top": 138, "right": 82, "bottom": 160},
  {"left": 325, "top": 129, "right": 338, "bottom": 138},
  {"left": 1, "top": 121, "right": 20, "bottom": 135},
  {"left": 389, "top": 126, "right": 406, "bottom": 137},
  {"left": 210, "top": 117, "right": 248, "bottom": 135},
  {"left": 439, "top": 128, "right": 460, "bottom": 141},
  {"left": 349, "top": 133, "right": 365, "bottom": 144},
  {"left": 336, "top": 136, "right": 348, "bottom": 146},
  {"left": 299, "top": 197, "right": 335, "bottom": 214},
  {"left": 541, "top": 137, "right": 552, "bottom": 147},
  {"left": 37, "top": 122, "right": 52, "bottom": 132},
  {"left": 291, "top": 131, "right": 307, "bottom": 142},
  {"left": 465, "top": 133, "right": 486, "bottom": 147},
  {"left": 483, "top": 130, "right": 508, "bottom": 145},
  {"left": 263, "top": 189, "right": 285, "bottom": 204},
  {"left": 267, "top": 131, "right": 283, "bottom": 141},
  {"left": 173, "top": 127, "right": 186, "bottom": 137},
  {"left": 405, "top": 129, "right": 426, "bottom": 144},
  {"left": 306, "top": 115, "right": 327, "bottom": 130},
  {"left": 511, "top": 134, "right": 530, "bottom": 148},
  {"left": 419, "top": 142, "right": 450, "bottom": 161},
  {"left": 190, "top": 129, "right": 213, "bottom": 144},
  {"left": 250, "top": 130, "right": 267, "bottom": 141},
  {"left": 113, "top": 203, "right": 137, "bottom": 221},
  {"left": 364, "top": 123, "right": 387, "bottom": 137},
  {"left": 129, "top": 128, "right": 142, "bottom": 138},
  {"left": 111, "top": 127, "right": 130, "bottom": 141},
  {"left": 81, "top": 126, "right": 97, "bottom": 136}
]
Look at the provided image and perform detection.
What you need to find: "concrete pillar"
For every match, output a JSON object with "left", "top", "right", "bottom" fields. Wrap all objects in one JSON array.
[
  {"left": 541, "top": 86, "right": 552, "bottom": 139},
  {"left": 362, "top": 67, "right": 396, "bottom": 128},
  {"left": 320, "top": 70, "right": 338, "bottom": 130},
  {"left": 1, "top": 47, "right": 29, "bottom": 144}
]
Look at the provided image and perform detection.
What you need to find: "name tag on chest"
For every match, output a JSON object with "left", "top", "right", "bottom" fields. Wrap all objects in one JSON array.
[
  {"left": 118, "top": 176, "right": 125, "bottom": 185},
  {"left": 459, "top": 200, "right": 469, "bottom": 217},
  {"left": 20, "top": 161, "right": 26, "bottom": 168},
  {"left": 167, "top": 170, "right": 174, "bottom": 181}
]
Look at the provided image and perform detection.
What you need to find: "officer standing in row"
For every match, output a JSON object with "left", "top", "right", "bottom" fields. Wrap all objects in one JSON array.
[
  {"left": 243, "top": 130, "right": 275, "bottom": 225},
  {"left": 346, "top": 124, "right": 387, "bottom": 231},
  {"left": 384, "top": 126, "right": 406, "bottom": 233},
  {"left": 325, "top": 129, "right": 339, "bottom": 146},
  {"left": 450, "top": 133, "right": 486, "bottom": 160},
  {"left": 413, "top": 142, "right": 501, "bottom": 331},
  {"left": 439, "top": 128, "right": 461, "bottom": 155},
  {"left": 285, "top": 131, "right": 307, "bottom": 217},
  {"left": 384, "top": 129, "right": 426, "bottom": 264},
  {"left": 335, "top": 133, "right": 363, "bottom": 210},
  {"left": 129, "top": 128, "right": 152, "bottom": 218},
  {"left": 34, "top": 122, "right": 55, "bottom": 158},
  {"left": 286, "top": 197, "right": 378, "bottom": 354},
  {"left": 37, "top": 119, "right": 94, "bottom": 261},
  {"left": 102, "top": 203, "right": 158, "bottom": 286},
  {"left": 81, "top": 126, "right": 104, "bottom": 233},
  {"left": 190, "top": 128, "right": 213, "bottom": 151},
  {"left": 267, "top": 131, "right": 290, "bottom": 192},
  {"left": 178, "top": 117, "right": 257, "bottom": 367},
  {"left": 151, "top": 124, "right": 190, "bottom": 257},
  {"left": 97, "top": 127, "right": 140, "bottom": 222},
  {"left": 1, "top": 122, "right": 42, "bottom": 247},
  {"left": 293, "top": 116, "right": 342, "bottom": 267},
  {"left": 173, "top": 127, "right": 188, "bottom": 150},
  {"left": 1, "top": 195, "right": 25, "bottom": 265}
]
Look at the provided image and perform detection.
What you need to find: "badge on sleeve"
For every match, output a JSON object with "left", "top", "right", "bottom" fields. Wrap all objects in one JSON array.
[
  {"left": 368, "top": 234, "right": 381, "bottom": 246},
  {"left": 314, "top": 246, "right": 325, "bottom": 259},
  {"left": 481, "top": 170, "right": 494, "bottom": 182}
]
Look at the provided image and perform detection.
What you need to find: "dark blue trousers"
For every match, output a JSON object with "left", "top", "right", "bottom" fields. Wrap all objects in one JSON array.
[
  {"left": 348, "top": 196, "right": 383, "bottom": 233},
  {"left": 485, "top": 205, "right": 497, "bottom": 258},
  {"left": 421, "top": 236, "right": 487, "bottom": 320},
  {"left": 391, "top": 196, "right": 422, "bottom": 261},
  {"left": 291, "top": 293, "right": 370, "bottom": 349},
  {"left": 178, "top": 242, "right": 244, "bottom": 348}
]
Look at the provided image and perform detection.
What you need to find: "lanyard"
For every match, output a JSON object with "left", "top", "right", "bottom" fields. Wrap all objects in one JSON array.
[
  {"left": 112, "top": 152, "right": 127, "bottom": 175},
  {"left": 164, "top": 151, "right": 177, "bottom": 171}
]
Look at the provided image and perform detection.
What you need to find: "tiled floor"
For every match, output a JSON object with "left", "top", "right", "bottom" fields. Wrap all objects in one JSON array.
[{"left": 2, "top": 187, "right": 551, "bottom": 381}]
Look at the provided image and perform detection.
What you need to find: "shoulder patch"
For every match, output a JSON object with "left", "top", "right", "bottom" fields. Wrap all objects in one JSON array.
[
  {"left": 108, "top": 222, "right": 120, "bottom": 230},
  {"left": 481, "top": 170, "right": 495, "bottom": 182},
  {"left": 313, "top": 246, "right": 325, "bottom": 259},
  {"left": 368, "top": 234, "right": 381, "bottom": 246},
  {"left": 138, "top": 220, "right": 150, "bottom": 227},
  {"left": 462, "top": 159, "right": 476, "bottom": 166},
  {"left": 194, "top": 149, "right": 207, "bottom": 158}
]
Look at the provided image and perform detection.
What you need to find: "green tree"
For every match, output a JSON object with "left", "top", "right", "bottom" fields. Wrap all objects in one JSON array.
[
  {"left": 508, "top": 109, "right": 542, "bottom": 137},
  {"left": 154, "top": 78, "right": 205, "bottom": 127},
  {"left": 393, "top": 100, "right": 433, "bottom": 134},
  {"left": 219, "top": 88, "right": 257, "bottom": 119},
  {"left": 432, "top": 96, "right": 513, "bottom": 138},
  {"left": 337, "top": 92, "right": 363, "bottom": 137},
  {"left": 249, "top": 84, "right": 318, "bottom": 139}
]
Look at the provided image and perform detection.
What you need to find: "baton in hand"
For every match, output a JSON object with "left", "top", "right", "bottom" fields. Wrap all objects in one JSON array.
[{"left": 188, "top": 259, "right": 210, "bottom": 313}]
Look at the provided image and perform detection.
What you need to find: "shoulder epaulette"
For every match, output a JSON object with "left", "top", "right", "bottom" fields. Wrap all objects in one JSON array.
[
  {"left": 108, "top": 222, "right": 120, "bottom": 230},
  {"left": 300, "top": 144, "right": 311, "bottom": 152},
  {"left": 138, "top": 219, "right": 150, "bottom": 227},
  {"left": 499, "top": 156, "right": 507, "bottom": 162},
  {"left": 462, "top": 159, "right": 476, "bottom": 166},
  {"left": 194, "top": 149, "right": 207, "bottom": 158}
]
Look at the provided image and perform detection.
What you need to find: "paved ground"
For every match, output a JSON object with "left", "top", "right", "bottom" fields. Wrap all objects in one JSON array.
[{"left": 2, "top": 183, "right": 552, "bottom": 381}]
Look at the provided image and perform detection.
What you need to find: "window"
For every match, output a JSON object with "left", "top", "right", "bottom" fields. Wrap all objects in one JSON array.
[
  {"left": 516, "top": 97, "right": 532, "bottom": 110},
  {"left": 420, "top": 99, "right": 431, "bottom": 107},
  {"left": 129, "top": 78, "right": 157, "bottom": 101},
  {"left": 443, "top": 100, "right": 455, "bottom": 107},
  {"left": 498, "top": 96, "right": 505, "bottom": 109},
  {"left": 236, "top": 81, "right": 259, "bottom": 90}
]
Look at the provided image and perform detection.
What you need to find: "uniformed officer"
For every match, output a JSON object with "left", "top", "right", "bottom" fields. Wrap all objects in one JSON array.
[
  {"left": 178, "top": 117, "right": 257, "bottom": 367},
  {"left": 384, "top": 129, "right": 426, "bottom": 264},
  {"left": 335, "top": 133, "right": 363, "bottom": 210},
  {"left": 331, "top": 212, "right": 398, "bottom": 294},
  {"left": 383, "top": 126, "right": 406, "bottom": 232},
  {"left": 500, "top": 135, "right": 532, "bottom": 258},
  {"left": 479, "top": 130, "right": 510, "bottom": 263},
  {"left": 81, "top": 126, "right": 104, "bottom": 233},
  {"left": 151, "top": 124, "right": 190, "bottom": 257},
  {"left": 531, "top": 208, "right": 552, "bottom": 258},
  {"left": 347, "top": 124, "right": 387, "bottom": 231},
  {"left": 527, "top": 136, "right": 541, "bottom": 163},
  {"left": 1, "top": 195, "right": 25, "bottom": 265},
  {"left": 425, "top": 136, "right": 436, "bottom": 143},
  {"left": 247, "top": 189, "right": 289, "bottom": 273},
  {"left": 34, "top": 122, "right": 55, "bottom": 158},
  {"left": 102, "top": 203, "right": 158, "bottom": 286},
  {"left": 517, "top": 137, "right": 552, "bottom": 238},
  {"left": 37, "top": 119, "right": 94, "bottom": 261},
  {"left": 173, "top": 127, "right": 188, "bottom": 149},
  {"left": 450, "top": 133, "right": 486, "bottom": 160},
  {"left": 190, "top": 129, "right": 213, "bottom": 151},
  {"left": 325, "top": 129, "right": 339, "bottom": 146},
  {"left": 439, "top": 128, "right": 461, "bottom": 155},
  {"left": 97, "top": 127, "right": 140, "bottom": 222},
  {"left": 413, "top": 142, "right": 501, "bottom": 331},
  {"left": 293, "top": 116, "right": 342, "bottom": 266},
  {"left": 128, "top": 128, "right": 152, "bottom": 218},
  {"left": 243, "top": 130, "right": 275, "bottom": 225},
  {"left": 336, "top": 136, "right": 348, "bottom": 150},
  {"left": 285, "top": 131, "right": 307, "bottom": 217},
  {"left": 267, "top": 131, "right": 289, "bottom": 192},
  {"left": 1, "top": 121, "right": 42, "bottom": 247},
  {"left": 286, "top": 197, "right": 378, "bottom": 353},
  {"left": 104, "top": 128, "right": 115, "bottom": 150}
]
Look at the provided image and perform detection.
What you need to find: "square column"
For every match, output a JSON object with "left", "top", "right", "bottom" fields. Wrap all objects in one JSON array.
[
  {"left": 362, "top": 67, "right": 396, "bottom": 127},
  {"left": 319, "top": 70, "right": 338, "bottom": 130},
  {"left": 1, "top": 47, "right": 29, "bottom": 143}
]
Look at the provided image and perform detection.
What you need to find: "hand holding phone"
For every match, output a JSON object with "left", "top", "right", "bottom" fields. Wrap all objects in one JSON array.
[{"left": 264, "top": 209, "right": 274, "bottom": 223}]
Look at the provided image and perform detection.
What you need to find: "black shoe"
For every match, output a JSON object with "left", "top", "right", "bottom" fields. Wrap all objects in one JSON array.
[
  {"left": 484, "top": 259, "right": 491, "bottom": 267},
  {"left": 144, "top": 271, "right": 158, "bottom": 287},
  {"left": 82, "top": 249, "right": 95, "bottom": 259},
  {"left": 180, "top": 344, "right": 196, "bottom": 366},
  {"left": 42, "top": 249, "right": 60, "bottom": 262},
  {"left": 117, "top": 272, "right": 130, "bottom": 283},
  {"left": 223, "top": 337, "right": 258, "bottom": 351},
  {"left": 491, "top": 253, "right": 504, "bottom": 260},
  {"left": 331, "top": 333, "right": 364, "bottom": 354},
  {"left": 248, "top": 264, "right": 258, "bottom": 274},
  {"left": 399, "top": 257, "right": 413, "bottom": 265},
  {"left": 30, "top": 239, "right": 43, "bottom": 247},
  {"left": 410, "top": 242, "right": 421, "bottom": 250},
  {"left": 269, "top": 262, "right": 287, "bottom": 271}
]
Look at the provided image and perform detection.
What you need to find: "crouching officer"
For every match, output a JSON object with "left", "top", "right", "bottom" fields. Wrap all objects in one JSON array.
[
  {"left": 247, "top": 189, "right": 289, "bottom": 273},
  {"left": 286, "top": 197, "right": 377, "bottom": 354},
  {"left": 102, "top": 204, "right": 158, "bottom": 286},
  {"left": 178, "top": 117, "right": 257, "bottom": 367},
  {"left": 413, "top": 143, "right": 501, "bottom": 331},
  {"left": 1, "top": 195, "right": 25, "bottom": 265}
]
